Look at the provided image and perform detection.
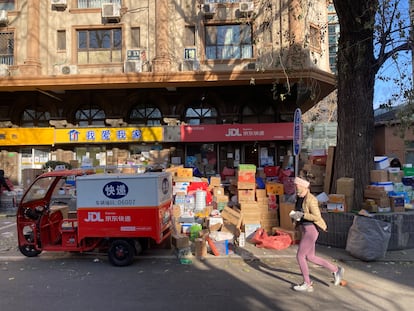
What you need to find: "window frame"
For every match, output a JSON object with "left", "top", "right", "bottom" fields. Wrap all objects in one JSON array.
[
  {"left": 0, "top": 31, "right": 14, "bottom": 65},
  {"left": 77, "top": 0, "right": 121, "bottom": 9},
  {"left": 204, "top": 24, "right": 253, "bottom": 60},
  {"left": 76, "top": 27, "right": 122, "bottom": 64}
]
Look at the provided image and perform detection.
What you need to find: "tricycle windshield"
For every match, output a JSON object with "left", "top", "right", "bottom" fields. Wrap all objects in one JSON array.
[{"left": 21, "top": 176, "right": 59, "bottom": 204}]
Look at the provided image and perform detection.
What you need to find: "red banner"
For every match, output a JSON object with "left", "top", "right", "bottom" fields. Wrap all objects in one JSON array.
[{"left": 181, "top": 123, "right": 294, "bottom": 142}]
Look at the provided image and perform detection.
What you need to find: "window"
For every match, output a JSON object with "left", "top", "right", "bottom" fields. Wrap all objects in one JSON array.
[
  {"left": 205, "top": 24, "right": 253, "bottom": 60},
  {"left": 77, "top": 0, "right": 121, "bottom": 9},
  {"left": 128, "top": 103, "right": 162, "bottom": 126},
  {"left": 0, "top": 0, "right": 15, "bottom": 11},
  {"left": 131, "top": 27, "right": 140, "bottom": 48},
  {"left": 185, "top": 100, "right": 218, "bottom": 125},
  {"left": 21, "top": 107, "right": 51, "bottom": 127},
  {"left": 308, "top": 24, "right": 321, "bottom": 51},
  {"left": 241, "top": 106, "right": 257, "bottom": 123},
  {"left": 75, "top": 104, "right": 106, "bottom": 126},
  {"left": 77, "top": 28, "right": 122, "bottom": 64},
  {"left": 57, "top": 30, "right": 66, "bottom": 51},
  {"left": 0, "top": 31, "right": 13, "bottom": 65},
  {"left": 184, "top": 26, "right": 195, "bottom": 46}
]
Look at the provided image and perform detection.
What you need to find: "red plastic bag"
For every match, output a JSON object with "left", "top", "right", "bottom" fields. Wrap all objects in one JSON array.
[
  {"left": 250, "top": 228, "right": 268, "bottom": 244},
  {"left": 251, "top": 228, "right": 292, "bottom": 250}
]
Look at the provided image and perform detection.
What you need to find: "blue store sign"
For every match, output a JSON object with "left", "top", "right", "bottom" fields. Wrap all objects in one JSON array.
[{"left": 293, "top": 108, "right": 302, "bottom": 156}]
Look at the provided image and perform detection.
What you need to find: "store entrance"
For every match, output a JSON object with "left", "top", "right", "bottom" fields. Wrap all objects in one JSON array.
[{"left": 244, "top": 143, "right": 259, "bottom": 166}]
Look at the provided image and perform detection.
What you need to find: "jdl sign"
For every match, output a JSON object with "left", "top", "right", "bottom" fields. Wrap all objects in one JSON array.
[{"left": 293, "top": 108, "right": 302, "bottom": 156}]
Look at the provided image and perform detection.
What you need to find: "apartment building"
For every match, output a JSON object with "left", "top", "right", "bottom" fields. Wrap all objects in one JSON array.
[{"left": 0, "top": 0, "right": 335, "bottom": 184}]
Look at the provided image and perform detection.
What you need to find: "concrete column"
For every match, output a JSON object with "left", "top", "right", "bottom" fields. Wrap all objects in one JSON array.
[
  {"left": 152, "top": 0, "right": 172, "bottom": 72},
  {"left": 288, "top": 0, "right": 304, "bottom": 46},
  {"left": 20, "top": 0, "right": 41, "bottom": 75},
  {"left": 287, "top": 0, "right": 305, "bottom": 68}
]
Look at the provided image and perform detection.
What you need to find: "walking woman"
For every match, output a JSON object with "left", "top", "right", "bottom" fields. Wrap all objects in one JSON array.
[{"left": 290, "top": 176, "right": 344, "bottom": 292}]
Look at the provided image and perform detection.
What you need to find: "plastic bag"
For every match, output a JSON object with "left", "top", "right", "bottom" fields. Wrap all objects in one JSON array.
[
  {"left": 250, "top": 228, "right": 292, "bottom": 250},
  {"left": 346, "top": 216, "right": 391, "bottom": 261}
]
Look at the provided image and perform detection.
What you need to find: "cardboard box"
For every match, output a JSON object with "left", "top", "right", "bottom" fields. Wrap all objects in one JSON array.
[
  {"left": 256, "top": 189, "right": 267, "bottom": 198},
  {"left": 213, "top": 187, "right": 225, "bottom": 197},
  {"left": 370, "top": 170, "right": 388, "bottom": 183},
  {"left": 237, "top": 182, "right": 256, "bottom": 190},
  {"left": 388, "top": 168, "right": 403, "bottom": 183},
  {"left": 390, "top": 196, "right": 405, "bottom": 212},
  {"left": 364, "top": 187, "right": 388, "bottom": 199},
  {"left": 238, "top": 189, "right": 255, "bottom": 202},
  {"left": 327, "top": 202, "right": 346, "bottom": 212},
  {"left": 220, "top": 206, "right": 242, "bottom": 228},
  {"left": 328, "top": 193, "right": 346, "bottom": 204},
  {"left": 242, "top": 210, "right": 262, "bottom": 224},
  {"left": 336, "top": 177, "right": 354, "bottom": 211},
  {"left": 209, "top": 176, "right": 221, "bottom": 187},
  {"left": 279, "top": 202, "right": 295, "bottom": 231},
  {"left": 261, "top": 219, "right": 279, "bottom": 233},
  {"left": 265, "top": 182, "right": 284, "bottom": 195},
  {"left": 237, "top": 171, "right": 255, "bottom": 183},
  {"left": 177, "top": 167, "right": 193, "bottom": 178},
  {"left": 172, "top": 234, "right": 190, "bottom": 249}
]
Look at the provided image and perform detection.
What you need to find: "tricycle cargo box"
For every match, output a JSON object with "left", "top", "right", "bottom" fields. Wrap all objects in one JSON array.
[{"left": 76, "top": 172, "right": 172, "bottom": 208}]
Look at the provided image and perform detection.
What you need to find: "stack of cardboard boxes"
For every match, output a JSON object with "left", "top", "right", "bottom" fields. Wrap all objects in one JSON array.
[
  {"left": 170, "top": 164, "right": 290, "bottom": 255},
  {"left": 363, "top": 156, "right": 407, "bottom": 213}
]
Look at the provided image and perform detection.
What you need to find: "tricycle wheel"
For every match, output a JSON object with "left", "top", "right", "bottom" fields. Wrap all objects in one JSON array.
[
  {"left": 19, "top": 244, "right": 41, "bottom": 257},
  {"left": 108, "top": 239, "right": 135, "bottom": 266}
]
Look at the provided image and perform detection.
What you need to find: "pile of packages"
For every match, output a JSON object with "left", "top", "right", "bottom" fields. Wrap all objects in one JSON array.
[
  {"left": 363, "top": 156, "right": 412, "bottom": 213},
  {"left": 168, "top": 164, "right": 298, "bottom": 257}
]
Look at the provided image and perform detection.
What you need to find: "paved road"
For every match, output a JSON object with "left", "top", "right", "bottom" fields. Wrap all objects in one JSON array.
[{"left": 1, "top": 216, "right": 413, "bottom": 311}]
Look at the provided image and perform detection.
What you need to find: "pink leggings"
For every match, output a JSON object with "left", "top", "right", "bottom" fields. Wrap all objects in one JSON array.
[{"left": 297, "top": 224, "right": 338, "bottom": 284}]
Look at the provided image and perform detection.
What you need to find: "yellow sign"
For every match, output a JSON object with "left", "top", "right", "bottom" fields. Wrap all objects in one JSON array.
[
  {"left": 0, "top": 128, "right": 54, "bottom": 146},
  {"left": 54, "top": 127, "right": 163, "bottom": 144}
]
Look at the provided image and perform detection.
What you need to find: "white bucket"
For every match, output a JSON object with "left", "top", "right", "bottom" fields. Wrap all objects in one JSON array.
[{"left": 195, "top": 190, "right": 206, "bottom": 211}]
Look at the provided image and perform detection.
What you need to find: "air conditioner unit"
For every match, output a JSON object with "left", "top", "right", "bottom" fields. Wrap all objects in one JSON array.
[
  {"left": 124, "top": 60, "right": 142, "bottom": 73},
  {"left": 0, "top": 64, "right": 9, "bottom": 76},
  {"left": 51, "top": 0, "right": 67, "bottom": 9},
  {"left": 54, "top": 64, "right": 78, "bottom": 75},
  {"left": 201, "top": 4, "right": 216, "bottom": 16},
  {"left": 240, "top": 2, "right": 254, "bottom": 13},
  {"left": 181, "top": 60, "right": 200, "bottom": 71},
  {"left": 102, "top": 3, "right": 121, "bottom": 22},
  {"left": 0, "top": 10, "right": 8, "bottom": 26}
]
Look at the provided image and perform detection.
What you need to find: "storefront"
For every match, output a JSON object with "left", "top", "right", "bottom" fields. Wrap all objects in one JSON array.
[
  {"left": 180, "top": 123, "right": 294, "bottom": 178},
  {"left": 0, "top": 122, "right": 295, "bottom": 186}
]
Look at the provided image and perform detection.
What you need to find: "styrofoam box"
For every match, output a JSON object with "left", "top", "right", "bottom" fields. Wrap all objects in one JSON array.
[{"left": 374, "top": 156, "right": 389, "bottom": 170}]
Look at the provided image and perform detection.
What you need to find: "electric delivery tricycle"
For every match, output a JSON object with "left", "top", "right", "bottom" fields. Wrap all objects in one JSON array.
[{"left": 16, "top": 169, "right": 172, "bottom": 266}]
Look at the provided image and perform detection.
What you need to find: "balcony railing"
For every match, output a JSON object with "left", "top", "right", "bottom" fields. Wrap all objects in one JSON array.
[{"left": 0, "top": 55, "right": 13, "bottom": 65}]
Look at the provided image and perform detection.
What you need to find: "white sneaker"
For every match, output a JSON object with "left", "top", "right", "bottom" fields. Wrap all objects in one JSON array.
[
  {"left": 293, "top": 282, "right": 314, "bottom": 292},
  {"left": 334, "top": 266, "right": 345, "bottom": 286}
]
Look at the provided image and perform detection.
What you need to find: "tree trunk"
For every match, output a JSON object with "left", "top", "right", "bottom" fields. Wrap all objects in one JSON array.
[{"left": 332, "top": 1, "right": 378, "bottom": 209}]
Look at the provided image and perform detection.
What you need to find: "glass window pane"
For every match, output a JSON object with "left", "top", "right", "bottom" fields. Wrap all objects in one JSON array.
[
  {"left": 0, "top": 0, "right": 15, "bottom": 10},
  {"left": 205, "top": 24, "right": 252, "bottom": 60},
  {"left": 78, "top": 31, "right": 87, "bottom": 49}
]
